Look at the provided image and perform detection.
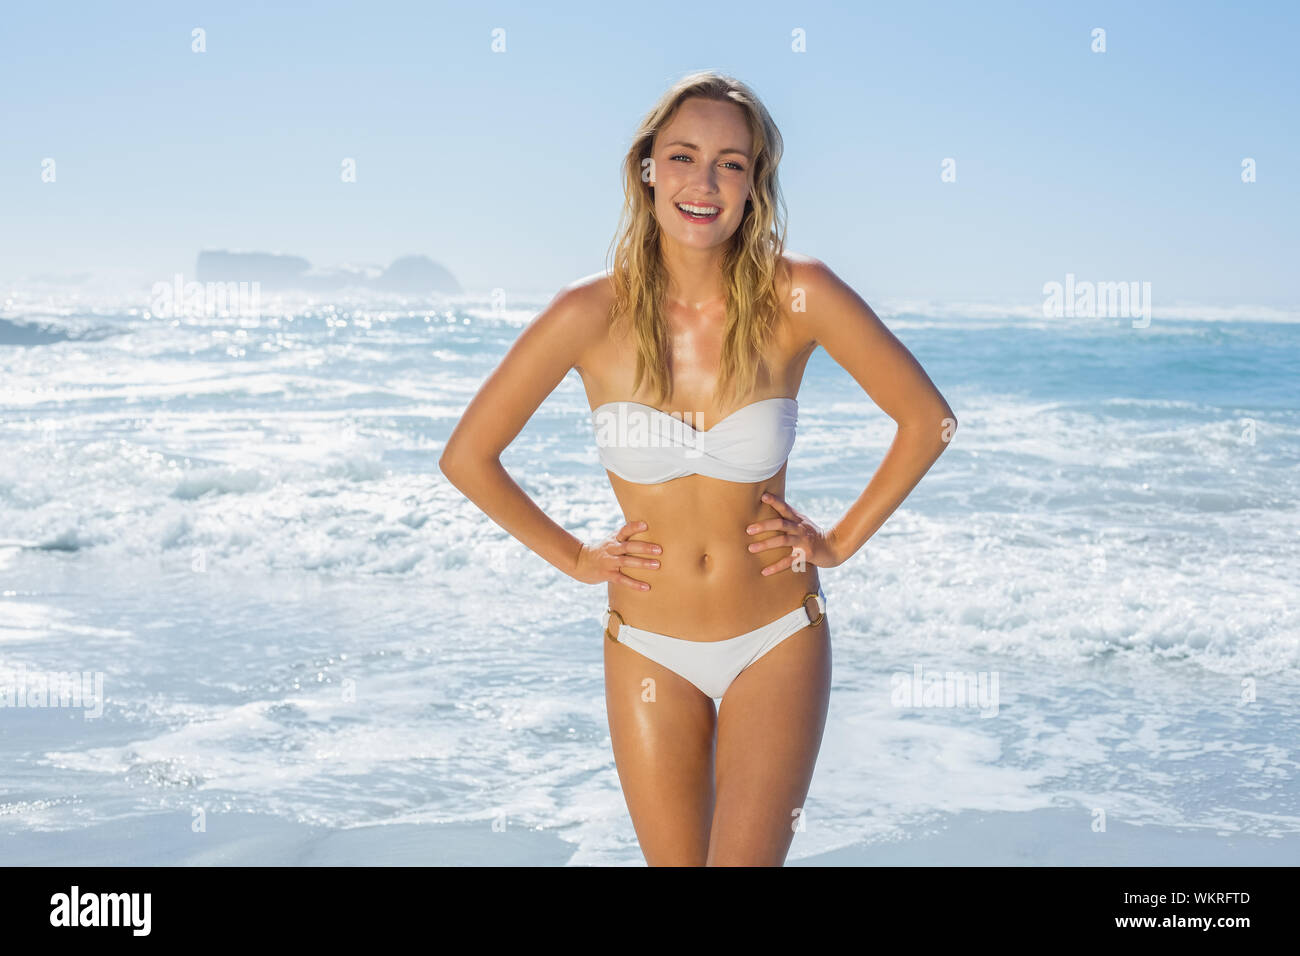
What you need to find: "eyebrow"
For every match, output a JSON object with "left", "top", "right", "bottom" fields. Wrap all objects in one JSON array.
[{"left": 663, "top": 140, "right": 751, "bottom": 160}]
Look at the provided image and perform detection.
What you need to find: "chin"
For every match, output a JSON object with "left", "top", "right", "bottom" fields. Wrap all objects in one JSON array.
[{"left": 661, "top": 220, "right": 740, "bottom": 249}]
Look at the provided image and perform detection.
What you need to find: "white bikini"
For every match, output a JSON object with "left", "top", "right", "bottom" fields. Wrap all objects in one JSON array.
[
  {"left": 591, "top": 397, "right": 827, "bottom": 700},
  {"left": 592, "top": 396, "right": 799, "bottom": 484}
]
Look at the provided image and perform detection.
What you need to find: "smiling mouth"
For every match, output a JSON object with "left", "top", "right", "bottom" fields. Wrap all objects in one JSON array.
[{"left": 676, "top": 202, "right": 721, "bottom": 222}]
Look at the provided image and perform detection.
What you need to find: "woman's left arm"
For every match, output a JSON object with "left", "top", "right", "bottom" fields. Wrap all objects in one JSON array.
[{"left": 751, "top": 256, "right": 957, "bottom": 571}]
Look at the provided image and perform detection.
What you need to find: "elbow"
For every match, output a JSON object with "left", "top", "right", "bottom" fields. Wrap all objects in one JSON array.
[
  {"left": 438, "top": 443, "right": 495, "bottom": 485},
  {"left": 901, "top": 405, "right": 957, "bottom": 449},
  {"left": 938, "top": 412, "right": 958, "bottom": 451},
  {"left": 438, "top": 445, "right": 467, "bottom": 485},
  {"left": 933, "top": 398, "right": 957, "bottom": 446}
]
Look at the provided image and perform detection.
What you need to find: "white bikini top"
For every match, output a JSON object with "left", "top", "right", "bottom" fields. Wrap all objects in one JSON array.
[{"left": 591, "top": 397, "right": 798, "bottom": 484}]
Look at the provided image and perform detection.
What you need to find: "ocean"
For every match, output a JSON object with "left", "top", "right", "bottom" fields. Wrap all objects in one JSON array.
[{"left": 1, "top": 288, "right": 1297, "bottom": 865}]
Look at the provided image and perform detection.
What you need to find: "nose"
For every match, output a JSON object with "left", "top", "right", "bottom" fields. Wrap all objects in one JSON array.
[{"left": 688, "top": 162, "right": 720, "bottom": 195}]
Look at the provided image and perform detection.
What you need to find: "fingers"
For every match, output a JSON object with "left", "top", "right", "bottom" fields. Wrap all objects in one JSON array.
[
  {"left": 621, "top": 540, "right": 662, "bottom": 556},
  {"left": 748, "top": 533, "right": 791, "bottom": 553},
  {"left": 615, "top": 521, "right": 661, "bottom": 554},
  {"left": 746, "top": 517, "right": 793, "bottom": 535},
  {"left": 760, "top": 491, "right": 794, "bottom": 516},
  {"left": 616, "top": 520, "right": 647, "bottom": 542},
  {"left": 760, "top": 555, "right": 794, "bottom": 576},
  {"left": 606, "top": 521, "right": 658, "bottom": 590}
]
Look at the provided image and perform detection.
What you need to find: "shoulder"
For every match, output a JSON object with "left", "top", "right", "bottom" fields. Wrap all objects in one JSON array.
[
  {"left": 778, "top": 250, "right": 869, "bottom": 320},
  {"left": 778, "top": 250, "right": 835, "bottom": 299},
  {"left": 538, "top": 271, "right": 615, "bottom": 373},
  {"left": 564, "top": 270, "right": 616, "bottom": 308},
  {"left": 532, "top": 271, "right": 613, "bottom": 326},
  {"left": 775, "top": 251, "right": 840, "bottom": 348},
  {"left": 546, "top": 270, "right": 614, "bottom": 318}
]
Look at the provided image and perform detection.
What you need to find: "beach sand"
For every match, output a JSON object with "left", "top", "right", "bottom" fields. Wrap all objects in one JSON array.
[{"left": 10, "top": 807, "right": 1296, "bottom": 866}]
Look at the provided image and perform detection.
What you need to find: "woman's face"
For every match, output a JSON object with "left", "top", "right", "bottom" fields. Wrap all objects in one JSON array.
[{"left": 649, "top": 97, "right": 754, "bottom": 250}]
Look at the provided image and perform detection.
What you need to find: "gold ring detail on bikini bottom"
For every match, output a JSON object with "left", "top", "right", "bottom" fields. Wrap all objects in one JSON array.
[
  {"left": 802, "top": 592, "right": 825, "bottom": 626},
  {"left": 603, "top": 608, "right": 625, "bottom": 642}
]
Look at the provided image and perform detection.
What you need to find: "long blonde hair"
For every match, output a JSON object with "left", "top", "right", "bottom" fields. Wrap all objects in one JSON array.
[{"left": 605, "top": 70, "right": 789, "bottom": 410}]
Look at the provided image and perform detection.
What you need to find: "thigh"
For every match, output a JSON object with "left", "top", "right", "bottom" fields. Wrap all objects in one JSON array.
[
  {"left": 708, "top": 615, "right": 831, "bottom": 866},
  {"left": 604, "top": 631, "right": 718, "bottom": 866}
]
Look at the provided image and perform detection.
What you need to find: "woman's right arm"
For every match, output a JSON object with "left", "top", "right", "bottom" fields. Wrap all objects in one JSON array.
[{"left": 437, "top": 279, "right": 660, "bottom": 588}]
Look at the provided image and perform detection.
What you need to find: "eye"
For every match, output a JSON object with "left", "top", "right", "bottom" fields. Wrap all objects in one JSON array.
[{"left": 669, "top": 153, "right": 745, "bottom": 171}]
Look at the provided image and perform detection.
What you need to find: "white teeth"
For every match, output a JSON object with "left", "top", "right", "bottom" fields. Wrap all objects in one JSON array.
[{"left": 677, "top": 203, "right": 719, "bottom": 215}]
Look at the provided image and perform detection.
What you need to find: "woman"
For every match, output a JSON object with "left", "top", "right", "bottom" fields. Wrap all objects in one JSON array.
[{"left": 439, "top": 71, "right": 956, "bottom": 866}]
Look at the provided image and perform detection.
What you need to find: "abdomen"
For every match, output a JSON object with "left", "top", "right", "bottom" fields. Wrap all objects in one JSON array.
[{"left": 605, "top": 467, "right": 822, "bottom": 642}]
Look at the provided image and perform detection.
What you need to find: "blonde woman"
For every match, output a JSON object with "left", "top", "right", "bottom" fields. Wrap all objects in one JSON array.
[{"left": 439, "top": 71, "right": 956, "bottom": 866}]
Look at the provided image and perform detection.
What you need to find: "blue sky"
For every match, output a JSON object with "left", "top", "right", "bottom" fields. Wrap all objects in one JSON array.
[{"left": 2, "top": 0, "right": 1296, "bottom": 308}]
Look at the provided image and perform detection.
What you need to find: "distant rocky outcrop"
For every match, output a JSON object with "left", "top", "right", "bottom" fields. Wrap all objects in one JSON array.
[
  {"left": 374, "top": 256, "right": 461, "bottom": 294},
  {"left": 195, "top": 250, "right": 460, "bottom": 293}
]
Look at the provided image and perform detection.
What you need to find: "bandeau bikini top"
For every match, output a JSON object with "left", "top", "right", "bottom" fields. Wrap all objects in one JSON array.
[{"left": 591, "top": 397, "right": 798, "bottom": 484}]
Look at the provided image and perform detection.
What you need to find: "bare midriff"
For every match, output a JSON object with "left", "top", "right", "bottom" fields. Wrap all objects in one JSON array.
[{"left": 603, "top": 462, "right": 822, "bottom": 642}]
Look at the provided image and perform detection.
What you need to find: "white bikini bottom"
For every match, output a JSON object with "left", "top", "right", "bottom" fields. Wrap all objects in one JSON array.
[{"left": 600, "top": 585, "right": 827, "bottom": 700}]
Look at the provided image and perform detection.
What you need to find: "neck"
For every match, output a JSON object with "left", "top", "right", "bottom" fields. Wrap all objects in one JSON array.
[{"left": 659, "top": 238, "right": 728, "bottom": 311}]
